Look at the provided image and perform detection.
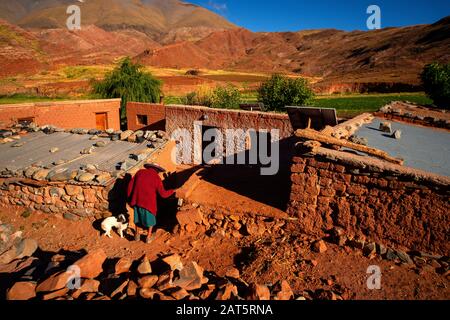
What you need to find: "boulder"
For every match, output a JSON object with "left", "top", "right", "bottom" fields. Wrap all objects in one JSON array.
[
  {"left": 71, "top": 279, "right": 100, "bottom": 299},
  {"left": 172, "top": 261, "right": 208, "bottom": 291},
  {"left": 379, "top": 122, "right": 392, "bottom": 133},
  {"left": 114, "top": 257, "right": 132, "bottom": 275},
  {"left": 6, "top": 282, "right": 37, "bottom": 300},
  {"left": 77, "top": 173, "right": 95, "bottom": 183},
  {"left": 216, "top": 283, "right": 238, "bottom": 300},
  {"left": 247, "top": 283, "right": 270, "bottom": 300},
  {"left": 72, "top": 249, "right": 107, "bottom": 279},
  {"left": 0, "top": 238, "right": 38, "bottom": 265},
  {"left": 312, "top": 240, "right": 327, "bottom": 253},
  {"left": 120, "top": 130, "right": 134, "bottom": 141},
  {"left": 162, "top": 254, "right": 183, "bottom": 271},
  {"left": 36, "top": 271, "right": 72, "bottom": 293},
  {"left": 275, "top": 281, "right": 294, "bottom": 300},
  {"left": 138, "top": 275, "right": 158, "bottom": 289},
  {"left": 137, "top": 255, "right": 152, "bottom": 275},
  {"left": 32, "top": 169, "right": 50, "bottom": 180},
  {"left": 140, "top": 288, "right": 162, "bottom": 299}
]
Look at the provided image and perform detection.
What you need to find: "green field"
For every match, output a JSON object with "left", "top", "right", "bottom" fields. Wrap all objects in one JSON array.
[{"left": 0, "top": 92, "right": 432, "bottom": 119}]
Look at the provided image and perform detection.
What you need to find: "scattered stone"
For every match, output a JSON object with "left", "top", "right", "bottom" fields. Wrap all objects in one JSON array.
[
  {"left": 72, "top": 249, "right": 107, "bottom": 279},
  {"left": 114, "top": 257, "right": 132, "bottom": 275},
  {"left": 49, "top": 147, "right": 59, "bottom": 153},
  {"left": 106, "top": 128, "right": 114, "bottom": 134},
  {"left": 72, "top": 279, "right": 100, "bottom": 299},
  {"left": 225, "top": 267, "right": 240, "bottom": 279},
  {"left": 379, "top": 122, "right": 392, "bottom": 133},
  {"left": 162, "top": 254, "right": 184, "bottom": 271},
  {"left": 216, "top": 283, "right": 238, "bottom": 300},
  {"left": 137, "top": 255, "right": 152, "bottom": 275},
  {"left": 49, "top": 170, "right": 72, "bottom": 182},
  {"left": 392, "top": 130, "right": 402, "bottom": 140},
  {"left": 95, "top": 141, "right": 107, "bottom": 148},
  {"left": 140, "top": 288, "right": 162, "bottom": 299},
  {"left": 138, "top": 275, "right": 158, "bottom": 289},
  {"left": 275, "top": 281, "right": 294, "bottom": 301},
  {"left": 80, "top": 146, "right": 95, "bottom": 155},
  {"left": 120, "top": 130, "right": 134, "bottom": 141},
  {"left": 24, "top": 167, "right": 40, "bottom": 178},
  {"left": 127, "top": 280, "right": 138, "bottom": 297},
  {"left": 248, "top": 283, "right": 270, "bottom": 300},
  {"left": 363, "top": 242, "right": 376, "bottom": 257},
  {"left": 385, "top": 249, "right": 398, "bottom": 261},
  {"left": 349, "top": 135, "right": 368, "bottom": 146},
  {"left": 172, "top": 261, "right": 208, "bottom": 291},
  {"left": 95, "top": 172, "right": 111, "bottom": 184},
  {"left": 170, "top": 288, "right": 190, "bottom": 300},
  {"left": 63, "top": 213, "right": 79, "bottom": 221},
  {"left": 111, "top": 280, "right": 129, "bottom": 298},
  {"left": 36, "top": 271, "right": 71, "bottom": 293},
  {"left": 312, "top": 240, "right": 327, "bottom": 253},
  {"left": 33, "top": 169, "right": 50, "bottom": 180},
  {"left": 396, "top": 250, "right": 413, "bottom": 264},
  {"left": 6, "top": 282, "right": 37, "bottom": 300},
  {"left": 42, "top": 287, "right": 69, "bottom": 300},
  {"left": 12, "top": 142, "right": 25, "bottom": 148},
  {"left": 77, "top": 172, "right": 95, "bottom": 183}
]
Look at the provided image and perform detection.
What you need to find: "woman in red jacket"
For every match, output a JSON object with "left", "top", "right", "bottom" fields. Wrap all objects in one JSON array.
[{"left": 127, "top": 164, "right": 175, "bottom": 243}]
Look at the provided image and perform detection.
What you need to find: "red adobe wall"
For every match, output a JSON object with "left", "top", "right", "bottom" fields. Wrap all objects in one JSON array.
[
  {"left": 287, "top": 142, "right": 450, "bottom": 256},
  {"left": 0, "top": 99, "right": 121, "bottom": 130},
  {"left": 126, "top": 102, "right": 166, "bottom": 131}
]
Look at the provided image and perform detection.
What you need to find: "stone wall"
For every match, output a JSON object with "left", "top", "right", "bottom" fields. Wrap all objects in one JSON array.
[
  {"left": 287, "top": 142, "right": 450, "bottom": 256},
  {"left": 0, "top": 179, "right": 118, "bottom": 221},
  {"left": 0, "top": 99, "right": 121, "bottom": 130},
  {"left": 126, "top": 102, "right": 166, "bottom": 131}
]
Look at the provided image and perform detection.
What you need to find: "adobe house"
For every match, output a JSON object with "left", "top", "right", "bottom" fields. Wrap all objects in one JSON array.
[
  {"left": 126, "top": 102, "right": 166, "bottom": 131},
  {"left": 0, "top": 99, "right": 121, "bottom": 131}
]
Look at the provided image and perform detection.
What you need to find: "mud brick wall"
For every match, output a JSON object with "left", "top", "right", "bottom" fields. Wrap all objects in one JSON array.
[
  {"left": 0, "top": 99, "right": 121, "bottom": 130},
  {"left": 0, "top": 180, "right": 116, "bottom": 220},
  {"left": 165, "top": 105, "right": 294, "bottom": 164},
  {"left": 287, "top": 149, "right": 450, "bottom": 256},
  {"left": 126, "top": 102, "right": 166, "bottom": 131},
  {"left": 166, "top": 105, "right": 292, "bottom": 138}
]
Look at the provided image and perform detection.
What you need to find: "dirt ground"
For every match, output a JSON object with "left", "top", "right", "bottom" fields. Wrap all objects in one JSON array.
[{"left": 0, "top": 204, "right": 448, "bottom": 300}]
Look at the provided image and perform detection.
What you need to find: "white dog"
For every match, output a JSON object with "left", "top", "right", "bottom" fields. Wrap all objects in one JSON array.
[{"left": 101, "top": 214, "right": 128, "bottom": 238}]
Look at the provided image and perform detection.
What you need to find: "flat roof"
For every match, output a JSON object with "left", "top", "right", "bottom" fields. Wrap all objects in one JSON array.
[
  {"left": 0, "top": 131, "right": 155, "bottom": 184},
  {"left": 354, "top": 118, "right": 450, "bottom": 177}
]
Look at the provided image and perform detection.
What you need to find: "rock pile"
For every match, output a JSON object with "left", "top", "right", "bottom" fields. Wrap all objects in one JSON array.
[{"left": 2, "top": 242, "right": 297, "bottom": 301}]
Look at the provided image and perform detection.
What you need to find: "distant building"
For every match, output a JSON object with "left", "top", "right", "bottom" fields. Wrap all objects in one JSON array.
[{"left": 0, "top": 99, "right": 121, "bottom": 130}]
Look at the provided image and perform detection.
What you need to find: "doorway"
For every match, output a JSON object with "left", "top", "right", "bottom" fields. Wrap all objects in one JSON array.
[{"left": 95, "top": 112, "right": 108, "bottom": 131}]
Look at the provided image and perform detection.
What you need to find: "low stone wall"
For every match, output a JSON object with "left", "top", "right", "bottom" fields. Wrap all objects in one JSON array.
[
  {"left": 0, "top": 178, "right": 124, "bottom": 220},
  {"left": 286, "top": 142, "right": 450, "bottom": 256},
  {"left": 375, "top": 101, "right": 450, "bottom": 130}
]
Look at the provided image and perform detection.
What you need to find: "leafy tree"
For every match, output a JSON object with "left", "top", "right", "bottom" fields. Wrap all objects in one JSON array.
[
  {"left": 92, "top": 57, "right": 162, "bottom": 125},
  {"left": 421, "top": 62, "right": 450, "bottom": 109},
  {"left": 257, "top": 74, "right": 315, "bottom": 111},
  {"left": 211, "top": 84, "right": 241, "bottom": 109}
]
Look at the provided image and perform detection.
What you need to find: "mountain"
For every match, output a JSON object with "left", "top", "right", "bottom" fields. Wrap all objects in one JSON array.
[
  {"left": 0, "top": 0, "right": 236, "bottom": 41},
  {"left": 136, "top": 17, "right": 450, "bottom": 86}
]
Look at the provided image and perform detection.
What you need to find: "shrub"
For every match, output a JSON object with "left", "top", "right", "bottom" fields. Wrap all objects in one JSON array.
[
  {"left": 421, "top": 62, "right": 450, "bottom": 109},
  {"left": 183, "top": 84, "right": 214, "bottom": 107},
  {"left": 211, "top": 84, "right": 241, "bottom": 109},
  {"left": 257, "top": 74, "right": 315, "bottom": 111},
  {"left": 92, "top": 57, "right": 162, "bottom": 124}
]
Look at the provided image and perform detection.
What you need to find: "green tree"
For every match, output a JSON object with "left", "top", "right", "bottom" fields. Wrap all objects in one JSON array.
[
  {"left": 421, "top": 62, "right": 450, "bottom": 109},
  {"left": 257, "top": 74, "right": 315, "bottom": 111},
  {"left": 92, "top": 57, "right": 162, "bottom": 125},
  {"left": 212, "top": 84, "right": 241, "bottom": 109}
]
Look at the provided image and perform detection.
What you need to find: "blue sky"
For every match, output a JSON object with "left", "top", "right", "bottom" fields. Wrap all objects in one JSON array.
[{"left": 189, "top": 0, "right": 450, "bottom": 32}]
